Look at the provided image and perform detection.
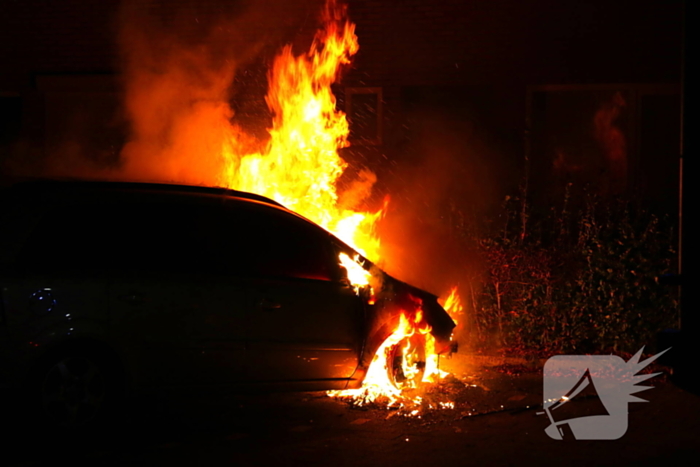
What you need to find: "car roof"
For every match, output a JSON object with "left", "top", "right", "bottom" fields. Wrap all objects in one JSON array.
[
  {"left": 1, "top": 177, "right": 360, "bottom": 256},
  {"left": 3, "top": 178, "right": 286, "bottom": 208}
]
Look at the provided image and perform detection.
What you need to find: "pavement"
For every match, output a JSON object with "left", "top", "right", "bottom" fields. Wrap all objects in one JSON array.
[{"left": 2, "top": 353, "right": 699, "bottom": 466}]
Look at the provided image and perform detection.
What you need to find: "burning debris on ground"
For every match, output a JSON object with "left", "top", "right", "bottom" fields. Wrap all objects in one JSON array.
[{"left": 324, "top": 357, "right": 549, "bottom": 423}]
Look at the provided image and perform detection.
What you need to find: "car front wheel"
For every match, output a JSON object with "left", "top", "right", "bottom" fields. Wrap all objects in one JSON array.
[{"left": 388, "top": 333, "right": 427, "bottom": 390}]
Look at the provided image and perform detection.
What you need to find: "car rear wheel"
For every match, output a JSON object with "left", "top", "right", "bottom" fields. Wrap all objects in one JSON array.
[{"left": 29, "top": 348, "right": 122, "bottom": 431}]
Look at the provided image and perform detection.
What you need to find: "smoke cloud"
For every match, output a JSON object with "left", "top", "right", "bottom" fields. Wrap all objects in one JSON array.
[{"left": 116, "top": 0, "right": 324, "bottom": 186}]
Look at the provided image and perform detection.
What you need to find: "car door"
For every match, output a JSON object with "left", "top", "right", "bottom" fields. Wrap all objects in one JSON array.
[
  {"left": 226, "top": 201, "right": 364, "bottom": 384},
  {"left": 104, "top": 195, "right": 249, "bottom": 387},
  {"left": 246, "top": 276, "right": 363, "bottom": 384},
  {"left": 39, "top": 197, "right": 210, "bottom": 389}
]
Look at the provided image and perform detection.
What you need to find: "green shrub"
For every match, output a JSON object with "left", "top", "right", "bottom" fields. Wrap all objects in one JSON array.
[{"left": 469, "top": 193, "right": 678, "bottom": 356}]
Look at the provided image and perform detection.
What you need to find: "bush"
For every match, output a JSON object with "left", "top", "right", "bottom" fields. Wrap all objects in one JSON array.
[{"left": 469, "top": 192, "right": 678, "bottom": 356}]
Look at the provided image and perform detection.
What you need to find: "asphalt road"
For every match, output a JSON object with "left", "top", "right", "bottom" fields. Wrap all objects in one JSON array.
[{"left": 2, "top": 355, "right": 699, "bottom": 466}]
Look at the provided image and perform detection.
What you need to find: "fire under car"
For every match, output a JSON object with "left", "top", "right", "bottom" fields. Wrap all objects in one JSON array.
[{"left": 0, "top": 179, "right": 456, "bottom": 428}]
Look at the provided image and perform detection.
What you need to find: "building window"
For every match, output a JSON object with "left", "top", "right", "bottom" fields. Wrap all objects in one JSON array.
[
  {"left": 345, "top": 87, "right": 383, "bottom": 145},
  {"left": 526, "top": 83, "right": 680, "bottom": 210},
  {"left": 0, "top": 94, "right": 22, "bottom": 147}
]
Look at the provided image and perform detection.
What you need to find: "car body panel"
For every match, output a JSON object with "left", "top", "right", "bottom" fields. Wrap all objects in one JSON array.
[
  {"left": 108, "top": 272, "right": 240, "bottom": 388},
  {"left": 246, "top": 276, "right": 363, "bottom": 383}
]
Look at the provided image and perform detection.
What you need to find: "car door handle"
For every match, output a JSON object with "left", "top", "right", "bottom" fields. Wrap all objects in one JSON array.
[
  {"left": 118, "top": 293, "right": 145, "bottom": 304},
  {"left": 257, "top": 298, "right": 281, "bottom": 311}
]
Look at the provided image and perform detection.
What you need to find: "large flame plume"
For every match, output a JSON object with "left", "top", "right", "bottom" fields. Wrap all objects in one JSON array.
[
  {"left": 220, "top": 0, "right": 381, "bottom": 257},
  {"left": 118, "top": 0, "right": 461, "bottom": 409}
]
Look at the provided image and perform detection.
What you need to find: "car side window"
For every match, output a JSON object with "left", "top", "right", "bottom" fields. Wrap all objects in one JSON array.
[
  {"left": 218, "top": 202, "right": 336, "bottom": 282},
  {"left": 19, "top": 197, "right": 337, "bottom": 282},
  {"left": 19, "top": 198, "right": 222, "bottom": 274},
  {"left": 19, "top": 202, "right": 118, "bottom": 272}
]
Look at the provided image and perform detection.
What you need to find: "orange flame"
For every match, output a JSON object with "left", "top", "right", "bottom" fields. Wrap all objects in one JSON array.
[
  {"left": 328, "top": 313, "right": 423, "bottom": 407},
  {"left": 440, "top": 286, "right": 463, "bottom": 326}
]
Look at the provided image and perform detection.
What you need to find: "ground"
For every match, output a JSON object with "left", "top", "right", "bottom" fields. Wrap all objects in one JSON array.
[{"left": 3, "top": 354, "right": 699, "bottom": 466}]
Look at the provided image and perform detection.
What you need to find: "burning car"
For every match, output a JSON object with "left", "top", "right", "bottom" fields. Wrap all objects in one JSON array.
[{"left": 0, "top": 179, "right": 456, "bottom": 428}]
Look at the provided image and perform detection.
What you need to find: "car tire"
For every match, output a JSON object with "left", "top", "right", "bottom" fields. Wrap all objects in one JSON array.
[
  {"left": 27, "top": 347, "right": 123, "bottom": 432},
  {"left": 388, "top": 334, "right": 426, "bottom": 389}
]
